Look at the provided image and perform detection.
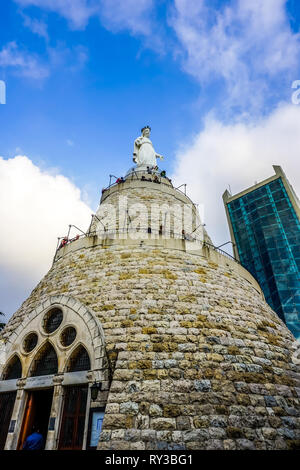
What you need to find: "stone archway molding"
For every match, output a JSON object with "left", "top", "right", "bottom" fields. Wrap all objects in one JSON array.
[{"left": 4, "top": 295, "right": 107, "bottom": 378}]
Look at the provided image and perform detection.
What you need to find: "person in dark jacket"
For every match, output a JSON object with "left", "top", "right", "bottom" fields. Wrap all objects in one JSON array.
[{"left": 23, "top": 428, "right": 43, "bottom": 450}]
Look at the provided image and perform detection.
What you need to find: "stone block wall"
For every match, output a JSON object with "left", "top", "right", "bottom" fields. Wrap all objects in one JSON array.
[
  {"left": 89, "top": 175, "right": 209, "bottom": 244},
  {"left": 2, "top": 239, "right": 300, "bottom": 450}
]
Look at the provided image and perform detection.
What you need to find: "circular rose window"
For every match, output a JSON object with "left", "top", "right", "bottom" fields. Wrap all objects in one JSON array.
[
  {"left": 23, "top": 332, "right": 38, "bottom": 353},
  {"left": 43, "top": 308, "right": 63, "bottom": 334},
  {"left": 60, "top": 326, "right": 77, "bottom": 347}
]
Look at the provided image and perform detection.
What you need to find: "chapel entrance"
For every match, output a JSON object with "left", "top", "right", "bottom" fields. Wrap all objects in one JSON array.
[
  {"left": 58, "top": 385, "right": 88, "bottom": 450},
  {"left": 17, "top": 388, "right": 53, "bottom": 450}
]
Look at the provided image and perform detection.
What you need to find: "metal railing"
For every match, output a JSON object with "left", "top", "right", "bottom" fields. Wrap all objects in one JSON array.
[
  {"left": 54, "top": 225, "right": 241, "bottom": 267},
  {"left": 202, "top": 241, "right": 241, "bottom": 265},
  {"left": 102, "top": 168, "right": 193, "bottom": 202},
  {"left": 87, "top": 226, "right": 203, "bottom": 242}
]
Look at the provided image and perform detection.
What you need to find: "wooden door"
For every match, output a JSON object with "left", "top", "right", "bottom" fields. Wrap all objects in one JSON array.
[
  {"left": 17, "top": 392, "right": 35, "bottom": 449},
  {"left": 58, "top": 385, "right": 88, "bottom": 450}
]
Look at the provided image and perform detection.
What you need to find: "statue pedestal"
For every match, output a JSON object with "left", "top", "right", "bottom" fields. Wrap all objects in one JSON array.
[{"left": 125, "top": 165, "right": 162, "bottom": 178}]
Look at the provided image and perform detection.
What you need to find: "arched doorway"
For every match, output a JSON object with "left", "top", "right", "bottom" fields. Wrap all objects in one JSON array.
[{"left": 17, "top": 343, "right": 58, "bottom": 450}]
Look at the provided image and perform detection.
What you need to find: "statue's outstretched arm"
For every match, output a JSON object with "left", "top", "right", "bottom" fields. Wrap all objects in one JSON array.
[{"left": 133, "top": 138, "right": 142, "bottom": 162}]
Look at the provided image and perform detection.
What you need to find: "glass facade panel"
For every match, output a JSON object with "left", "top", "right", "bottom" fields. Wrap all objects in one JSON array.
[{"left": 227, "top": 177, "right": 300, "bottom": 340}]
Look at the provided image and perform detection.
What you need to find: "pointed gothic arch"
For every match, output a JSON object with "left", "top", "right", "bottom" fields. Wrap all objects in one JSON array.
[
  {"left": 29, "top": 342, "right": 58, "bottom": 377},
  {"left": 0, "top": 296, "right": 110, "bottom": 451},
  {"left": 2, "top": 354, "right": 22, "bottom": 380},
  {"left": 4, "top": 295, "right": 107, "bottom": 377},
  {"left": 65, "top": 344, "right": 91, "bottom": 372}
]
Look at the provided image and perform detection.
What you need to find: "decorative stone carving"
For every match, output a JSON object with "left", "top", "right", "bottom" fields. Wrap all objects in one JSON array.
[{"left": 52, "top": 374, "right": 64, "bottom": 385}]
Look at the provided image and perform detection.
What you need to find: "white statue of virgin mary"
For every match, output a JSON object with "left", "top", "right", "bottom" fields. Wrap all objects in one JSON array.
[{"left": 133, "top": 126, "right": 163, "bottom": 167}]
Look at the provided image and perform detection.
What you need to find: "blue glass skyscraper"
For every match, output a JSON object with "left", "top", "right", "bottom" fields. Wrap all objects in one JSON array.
[{"left": 223, "top": 166, "right": 300, "bottom": 341}]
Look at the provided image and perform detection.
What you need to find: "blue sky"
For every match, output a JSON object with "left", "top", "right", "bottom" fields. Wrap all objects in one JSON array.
[
  {"left": 0, "top": 0, "right": 202, "bottom": 198},
  {"left": 1, "top": 0, "right": 300, "bottom": 320}
]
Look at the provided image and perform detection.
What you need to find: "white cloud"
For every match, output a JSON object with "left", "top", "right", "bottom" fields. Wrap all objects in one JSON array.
[
  {"left": 172, "top": 104, "right": 300, "bottom": 248},
  {"left": 99, "top": 0, "right": 155, "bottom": 36},
  {"left": 0, "top": 40, "right": 88, "bottom": 80},
  {"left": 47, "top": 43, "right": 89, "bottom": 71},
  {"left": 22, "top": 13, "right": 49, "bottom": 40},
  {"left": 0, "top": 156, "right": 92, "bottom": 318},
  {"left": 15, "top": 0, "right": 97, "bottom": 29},
  {"left": 14, "top": 0, "right": 155, "bottom": 36},
  {"left": 169, "top": 0, "right": 300, "bottom": 112},
  {"left": 0, "top": 42, "right": 49, "bottom": 79},
  {"left": 13, "top": 0, "right": 300, "bottom": 101}
]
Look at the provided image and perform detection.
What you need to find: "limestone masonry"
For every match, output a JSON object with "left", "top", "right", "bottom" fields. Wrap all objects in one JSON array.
[{"left": 0, "top": 166, "right": 299, "bottom": 450}]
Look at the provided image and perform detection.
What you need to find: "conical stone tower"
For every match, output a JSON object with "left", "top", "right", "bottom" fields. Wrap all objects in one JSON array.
[{"left": 0, "top": 128, "right": 300, "bottom": 451}]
